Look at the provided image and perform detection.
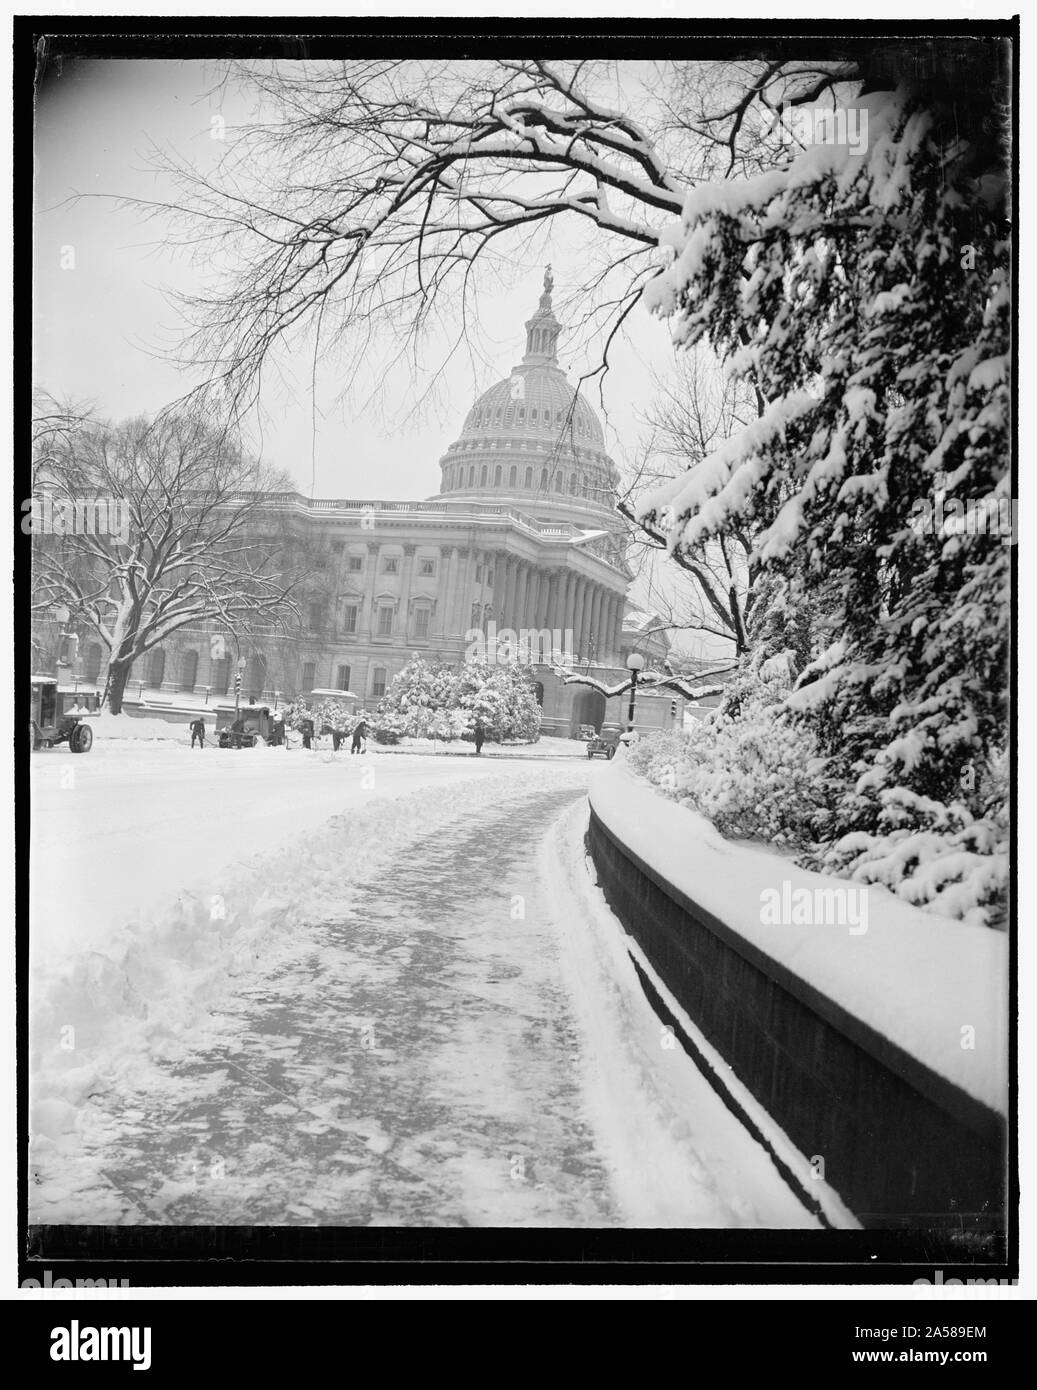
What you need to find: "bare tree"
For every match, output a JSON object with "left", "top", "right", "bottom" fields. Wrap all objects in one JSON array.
[
  {"left": 620, "top": 348, "right": 762, "bottom": 656},
  {"left": 122, "top": 58, "right": 862, "bottom": 415},
  {"left": 30, "top": 404, "right": 304, "bottom": 712}
]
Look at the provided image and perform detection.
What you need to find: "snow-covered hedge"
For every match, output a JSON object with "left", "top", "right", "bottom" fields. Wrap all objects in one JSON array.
[
  {"left": 627, "top": 688, "right": 828, "bottom": 851},
  {"left": 628, "top": 706, "right": 1007, "bottom": 928}
]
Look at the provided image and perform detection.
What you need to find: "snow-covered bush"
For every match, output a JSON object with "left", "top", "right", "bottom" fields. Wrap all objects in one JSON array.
[
  {"left": 280, "top": 697, "right": 313, "bottom": 732},
  {"left": 628, "top": 668, "right": 828, "bottom": 849},
  {"left": 374, "top": 654, "right": 542, "bottom": 743},
  {"left": 311, "top": 698, "right": 352, "bottom": 735},
  {"left": 367, "top": 707, "right": 407, "bottom": 744},
  {"left": 630, "top": 677, "right": 1007, "bottom": 927},
  {"left": 456, "top": 660, "right": 542, "bottom": 743}
]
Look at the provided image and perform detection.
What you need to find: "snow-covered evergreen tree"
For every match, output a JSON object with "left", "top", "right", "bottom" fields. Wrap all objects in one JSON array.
[
  {"left": 455, "top": 660, "right": 542, "bottom": 743},
  {"left": 376, "top": 655, "right": 460, "bottom": 738},
  {"left": 637, "top": 87, "right": 1009, "bottom": 925},
  {"left": 374, "top": 655, "right": 542, "bottom": 743}
]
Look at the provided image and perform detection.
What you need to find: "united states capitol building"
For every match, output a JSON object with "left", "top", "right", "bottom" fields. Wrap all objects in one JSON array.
[{"left": 45, "top": 273, "right": 681, "bottom": 737}]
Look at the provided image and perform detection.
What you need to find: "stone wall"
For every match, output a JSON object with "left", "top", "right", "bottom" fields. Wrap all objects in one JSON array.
[{"left": 587, "top": 808, "right": 1007, "bottom": 1230}]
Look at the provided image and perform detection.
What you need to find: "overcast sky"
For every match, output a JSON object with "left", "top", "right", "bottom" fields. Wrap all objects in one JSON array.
[{"left": 34, "top": 58, "right": 682, "bottom": 503}]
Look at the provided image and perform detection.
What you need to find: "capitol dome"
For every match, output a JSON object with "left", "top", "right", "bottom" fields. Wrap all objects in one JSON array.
[{"left": 435, "top": 269, "right": 620, "bottom": 523}]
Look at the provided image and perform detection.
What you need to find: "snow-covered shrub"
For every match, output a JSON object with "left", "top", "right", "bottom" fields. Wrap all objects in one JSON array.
[
  {"left": 629, "top": 682, "right": 828, "bottom": 849},
  {"left": 367, "top": 708, "right": 407, "bottom": 744},
  {"left": 312, "top": 698, "right": 352, "bottom": 735},
  {"left": 456, "top": 659, "right": 542, "bottom": 743},
  {"left": 630, "top": 673, "right": 1008, "bottom": 926},
  {"left": 374, "top": 654, "right": 540, "bottom": 743},
  {"left": 280, "top": 697, "right": 313, "bottom": 732}
]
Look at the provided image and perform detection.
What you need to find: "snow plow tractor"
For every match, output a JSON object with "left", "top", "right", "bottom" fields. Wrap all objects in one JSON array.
[
  {"left": 29, "top": 676, "right": 97, "bottom": 753},
  {"left": 215, "top": 704, "right": 284, "bottom": 749}
]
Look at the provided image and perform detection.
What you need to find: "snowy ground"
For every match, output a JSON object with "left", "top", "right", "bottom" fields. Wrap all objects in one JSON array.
[{"left": 29, "top": 741, "right": 822, "bottom": 1228}]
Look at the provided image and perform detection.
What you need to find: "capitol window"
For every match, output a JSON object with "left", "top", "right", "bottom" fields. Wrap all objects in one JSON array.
[
  {"left": 377, "top": 605, "right": 394, "bottom": 636},
  {"left": 524, "top": 467, "right": 533, "bottom": 488},
  {"left": 383, "top": 556, "right": 399, "bottom": 574},
  {"left": 419, "top": 557, "right": 436, "bottom": 577},
  {"left": 494, "top": 465, "right": 502, "bottom": 486},
  {"left": 480, "top": 465, "right": 488, "bottom": 485},
  {"left": 414, "top": 607, "right": 431, "bottom": 640}
]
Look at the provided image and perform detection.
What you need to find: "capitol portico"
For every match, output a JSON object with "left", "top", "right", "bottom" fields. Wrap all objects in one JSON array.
[{"left": 37, "top": 273, "right": 679, "bottom": 737}]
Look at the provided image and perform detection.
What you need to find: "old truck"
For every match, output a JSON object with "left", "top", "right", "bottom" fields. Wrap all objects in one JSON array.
[
  {"left": 586, "top": 726, "right": 620, "bottom": 759},
  {"left": 29, "top": 676, "right": 97, "bottom": 753},
  {"left": 214, "top": 703, "right": 285, "bottom": 749}
]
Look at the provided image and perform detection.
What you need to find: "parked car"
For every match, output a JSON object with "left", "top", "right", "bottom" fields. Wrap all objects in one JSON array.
[
  {"left": 576, "top": 723, "right": 598, "bottom": 741},
  {"left": 29, "top": 676, "right": 96, "bottom": 753},
  {"left": 586, "top": 728, "right": 619, "bottom": 759}
]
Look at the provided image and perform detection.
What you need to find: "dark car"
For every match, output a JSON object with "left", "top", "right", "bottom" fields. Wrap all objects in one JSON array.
[
  {"left": 586, "top": 728, "right": 619, "bottom": 759},
  {"left": 215, "top": 704, "right": 282, "bottom": 749}
]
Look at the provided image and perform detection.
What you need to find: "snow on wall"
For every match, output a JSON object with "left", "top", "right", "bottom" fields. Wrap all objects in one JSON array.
[{"left": 588, "top": 760, "right": 1007, "bottom": 1115}]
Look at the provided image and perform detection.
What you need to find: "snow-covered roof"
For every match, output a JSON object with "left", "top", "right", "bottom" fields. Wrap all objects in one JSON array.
[{"left": 621, "top": 606, "right": 663, "bottom": 633}]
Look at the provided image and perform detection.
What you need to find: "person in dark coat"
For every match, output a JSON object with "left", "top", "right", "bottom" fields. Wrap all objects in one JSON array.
[
  {"left": 473, "top": 720, "right": 485, "bottom": 755},
  {"left": 350, "top": 719, "right": 368, "bottom": 754},
  {"left": 190, "top": 716, "right": 205, "bottom": 749},
  {"left": 301, "top": 717, "right": 314, "bottom": 750}
]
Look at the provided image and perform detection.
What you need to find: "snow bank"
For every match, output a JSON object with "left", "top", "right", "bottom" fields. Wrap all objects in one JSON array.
[
  {"left": 589, "top": 762, "right": 1007, "bottom": 1115},
  {"left": 544, "top": 800, "right": 829, "bottom": 1229}
]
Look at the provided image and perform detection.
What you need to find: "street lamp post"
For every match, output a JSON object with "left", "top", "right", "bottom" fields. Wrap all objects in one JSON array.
[{"left": 626, "top": 652, "right": 645, "bottom": 731}]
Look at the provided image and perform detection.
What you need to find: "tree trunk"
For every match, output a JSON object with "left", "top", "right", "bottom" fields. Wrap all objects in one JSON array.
[{"left": 105, "top": 657, "right": 134, "bottom": 714}]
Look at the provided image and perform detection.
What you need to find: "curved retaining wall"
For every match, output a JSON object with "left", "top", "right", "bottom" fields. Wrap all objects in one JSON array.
[{"left": 587, "top": 784, "right": 1007, "bottom": 1229}]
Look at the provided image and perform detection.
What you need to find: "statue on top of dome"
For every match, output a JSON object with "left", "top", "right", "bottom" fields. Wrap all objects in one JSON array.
[{"left": 536, "top": 264, "right": 555, "bottom": 313}]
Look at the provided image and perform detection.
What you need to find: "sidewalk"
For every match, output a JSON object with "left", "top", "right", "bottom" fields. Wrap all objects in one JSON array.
[{"left": 34, "top": 773, "right": 617, "bottom": 1226}]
